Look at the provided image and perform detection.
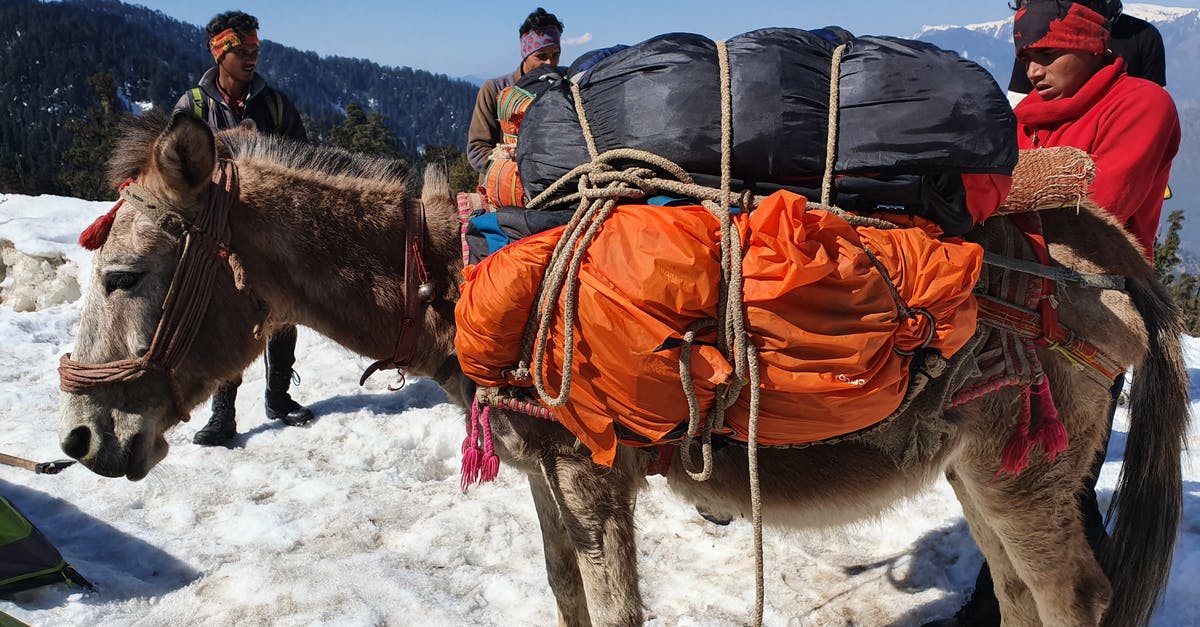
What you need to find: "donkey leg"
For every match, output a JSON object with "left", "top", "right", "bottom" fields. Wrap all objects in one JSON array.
[
  {"left": 954, "top": 452, "right": 1110, "bottom": 626},
  {"left": 529, "top": 473, "right": 593, "bottom": 627},
  {"left": 945, "top": 466, "right": 1038, "bottom": 627},
  {"left": 539, "top": 447, "right": 644, "bottom": 627}
]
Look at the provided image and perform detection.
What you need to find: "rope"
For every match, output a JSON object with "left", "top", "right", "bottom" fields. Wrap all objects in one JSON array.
[
  {"left": 821, "top": 44, "right": 847, "bottom": 207},
  {"left": 514, "top": 38, "right": 861, "bottom": 627}
]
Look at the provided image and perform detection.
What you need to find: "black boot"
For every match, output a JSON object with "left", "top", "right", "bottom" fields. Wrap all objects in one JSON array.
[
  {"left": 264, "top": 325, "right": 314, "bottom": 426},
  {"left": 194, "top": 383, "right": 238, "bottom": 446}
]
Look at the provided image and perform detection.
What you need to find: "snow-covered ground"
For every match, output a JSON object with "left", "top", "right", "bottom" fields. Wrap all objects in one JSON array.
[{"left": 1, "top": 193, "right": 1197, "bottom": 625}]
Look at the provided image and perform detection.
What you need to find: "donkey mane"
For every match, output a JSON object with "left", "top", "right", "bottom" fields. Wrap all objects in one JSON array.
[
  {"left": 107, "top": 111, "right": 172, "bottom": 188},
  {"left": 107, "top": 110, "right": 414, "bottom": 193}
]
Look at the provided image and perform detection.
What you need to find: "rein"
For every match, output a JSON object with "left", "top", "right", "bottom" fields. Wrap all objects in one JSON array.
[
  {"left": 359, "top": 198, "right": 434, "bottom": 388},
  {"left": 58, "top": 160, "right": 241, "bottom": 423}
]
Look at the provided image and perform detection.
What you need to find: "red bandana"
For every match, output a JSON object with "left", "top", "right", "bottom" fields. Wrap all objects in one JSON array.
[
  {"left": 1014, "top": 1, "right": 1108, "bottom": 56},
  {"left": 209, "top": 28, "right": 260, "bottom": 61}
]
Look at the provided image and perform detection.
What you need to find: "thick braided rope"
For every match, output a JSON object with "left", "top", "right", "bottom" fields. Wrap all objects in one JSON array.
[
  {"left": 821, "top": 44, "right": 847, "bottom": 207},
  {"left": 516, "top": 41, "right": 865, "bottom": 626}
]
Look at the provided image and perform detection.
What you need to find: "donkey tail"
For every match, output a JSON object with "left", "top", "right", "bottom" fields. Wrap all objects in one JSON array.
[{"left": 1102, "top": 273, "right": 1190, "bottom": 627}]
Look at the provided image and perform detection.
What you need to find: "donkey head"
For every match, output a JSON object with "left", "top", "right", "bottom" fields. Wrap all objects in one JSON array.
[{"left": 59, "top": 112, "right": 265, "bottom": 480}]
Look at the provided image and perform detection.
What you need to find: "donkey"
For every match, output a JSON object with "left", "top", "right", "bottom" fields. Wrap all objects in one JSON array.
[{"left": 59, "top": 111, "right": 1188, "bottom": 627}]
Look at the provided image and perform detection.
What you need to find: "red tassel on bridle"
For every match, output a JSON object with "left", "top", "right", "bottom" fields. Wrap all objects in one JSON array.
[{"left": 78, "top": 179, "right": 134, "bottom": 251}]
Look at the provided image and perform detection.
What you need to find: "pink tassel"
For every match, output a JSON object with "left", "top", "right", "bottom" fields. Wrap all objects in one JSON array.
[
  {"left": 1031, "top": 377, "right": 1069, "bottom": 463},
  {"left": 998, "top": 386, "right": 1035, "bottom": 477},
  {"left": 460, "top": 402, "right": 482, "bottom": 492},
  {"left": 479, "top": 406, "right": 500, "bottom": 483}
]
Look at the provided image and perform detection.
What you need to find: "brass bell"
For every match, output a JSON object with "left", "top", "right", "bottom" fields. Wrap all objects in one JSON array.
[{"left": 417, "top": 282, "right": 435, "bottom": 302}]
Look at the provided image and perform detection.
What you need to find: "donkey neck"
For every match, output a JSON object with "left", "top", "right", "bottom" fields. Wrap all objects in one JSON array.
[{"left": 227, "top": 161, "right": 463, "bottom": 378}]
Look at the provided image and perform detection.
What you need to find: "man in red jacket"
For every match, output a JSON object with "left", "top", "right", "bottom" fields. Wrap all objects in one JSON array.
[
  {"left": 1014, "top": 0, "right": 1179, "bottom": 258},
  {"left": 926, "top": 2, "right": 1179, "bottom": 625}
]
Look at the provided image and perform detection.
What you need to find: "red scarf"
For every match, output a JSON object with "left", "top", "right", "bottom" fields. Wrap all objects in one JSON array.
[{"left": 1013, "top": 58, "right": 1124, "bottom": 128}]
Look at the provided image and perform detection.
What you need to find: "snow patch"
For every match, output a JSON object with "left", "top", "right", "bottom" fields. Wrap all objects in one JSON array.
[{"left": 0, "top": 240, "right": 80, "bottom": 311}]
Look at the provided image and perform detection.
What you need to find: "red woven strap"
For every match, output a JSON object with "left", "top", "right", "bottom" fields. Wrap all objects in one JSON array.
[{"left": 976, "top": 295, "right": 1124, "bottom": 383}]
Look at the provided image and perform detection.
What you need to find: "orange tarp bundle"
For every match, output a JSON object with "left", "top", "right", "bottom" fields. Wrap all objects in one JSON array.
[{"left": 455, "top": 190, "right": 983, "bottom": 466}]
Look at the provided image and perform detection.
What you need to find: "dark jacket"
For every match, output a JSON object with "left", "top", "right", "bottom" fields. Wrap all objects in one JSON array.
[
  {"left": 1009, "top": 13, "right": 1166, "bottom": 93},
  {"left": 173, "top": 67, "right": 308, "bottom": 141}
]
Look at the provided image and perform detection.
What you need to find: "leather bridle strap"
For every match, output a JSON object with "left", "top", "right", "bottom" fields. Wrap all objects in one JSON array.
[
  {"left": 59, "top": 160, "right": 240, "bottom": 422},
  {"left": 360, "top": 198, "right": 432, "bottom": 386}
]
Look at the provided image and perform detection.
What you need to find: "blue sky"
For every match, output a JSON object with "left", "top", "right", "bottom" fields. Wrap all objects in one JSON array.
[{"left": 131, "top": 1, "right": 1200, "bottom": 78}]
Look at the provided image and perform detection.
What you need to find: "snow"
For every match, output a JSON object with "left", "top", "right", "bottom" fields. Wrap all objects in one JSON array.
[
  {"left": 0, "top": 193, "right": 1197, "bottom": 625},
  {"left": 1124, "top": 3, "right": 1200, "bottom": 22},
  {"left": 914, "top": 19, "right": 1010, "bottom": 39}
]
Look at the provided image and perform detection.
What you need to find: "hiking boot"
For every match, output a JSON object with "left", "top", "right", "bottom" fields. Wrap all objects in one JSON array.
[
  {"left": 697, "top": 504, "right": 733, "bottom": 526},
  {"left": 920, "top": 564, "right": 1001, "bottom": 627},
  {"left": 194, "top": 383, "right": 238, "bottom": 446},
  {"left": 264, "top": 326, "right": 314, "bottom": 426}
]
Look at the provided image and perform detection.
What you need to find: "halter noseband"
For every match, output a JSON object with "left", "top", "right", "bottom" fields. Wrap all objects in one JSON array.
[{"left": 58, "top": 160, "right": 241, "bottom": 423}]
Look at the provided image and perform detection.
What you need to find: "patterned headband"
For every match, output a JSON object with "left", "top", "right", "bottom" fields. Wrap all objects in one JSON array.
[
  {"left": 209, "top": 28, "right": 260, "bottom": 61},
  {"left": 520, "top": 27, "right": 561, "bottom": 59}
]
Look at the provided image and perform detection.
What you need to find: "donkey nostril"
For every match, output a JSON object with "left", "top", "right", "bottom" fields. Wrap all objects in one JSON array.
[{"left": 61, "top": 426, "right": 93, "bottom": 460}]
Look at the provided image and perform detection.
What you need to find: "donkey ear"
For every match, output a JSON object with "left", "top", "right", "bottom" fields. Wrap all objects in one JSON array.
[{"left": 153, "top": 111, "right": 216, "bottom": 198}]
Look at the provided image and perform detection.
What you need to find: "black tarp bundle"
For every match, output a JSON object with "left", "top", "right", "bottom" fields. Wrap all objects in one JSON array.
[{"left": 516, "top": 28, "right": 1017, "bottom": 236}]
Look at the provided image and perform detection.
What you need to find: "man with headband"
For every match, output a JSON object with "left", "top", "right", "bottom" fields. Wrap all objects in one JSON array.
[
  {"left": 924, "top": 2, "right": 1179, "bottom": 625},
  {"left": 173, "top": 10, "right": 313, "bottom": 447},
  {"left": 1007, "top": 0, "right": 1165, "bottom": 102},
  {"left": 466, "top": 7, "right": 564, "bottom": 179}
]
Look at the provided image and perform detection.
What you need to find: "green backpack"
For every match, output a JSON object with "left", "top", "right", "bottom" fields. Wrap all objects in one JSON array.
[{"left": 190, "top": 86, "right": 283, "bottom": 131}]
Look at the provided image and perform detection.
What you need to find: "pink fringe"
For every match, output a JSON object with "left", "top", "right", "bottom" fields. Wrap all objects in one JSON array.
[
  {"left": 999, "top": 385, "right": 1035, "bottom": 476},
  {"left": 460, "top": 399, "right": 500, "bottom": 492},
  {"left": 997, "top": 376, "right": 1069, "bottom": 477},
  {"left": 479, "top": 406, "right": 500, "bottom": 483},
  {"left": 1031, "top": 376, "right": 1069, "bottom": 463}
]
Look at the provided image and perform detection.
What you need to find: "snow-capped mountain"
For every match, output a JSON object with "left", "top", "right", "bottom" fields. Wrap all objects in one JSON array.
[{"left": 917, "top": 4, "right": 1200, "bottom": 250}]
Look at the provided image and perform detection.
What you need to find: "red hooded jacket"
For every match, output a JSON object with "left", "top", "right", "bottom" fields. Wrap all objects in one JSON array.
[{"left": 1015, "top": 58, "right": 1179, "bottom": 258}]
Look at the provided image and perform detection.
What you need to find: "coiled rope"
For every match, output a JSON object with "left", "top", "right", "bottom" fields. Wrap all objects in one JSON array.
[{"left": 514, "top": 41, "right": 853, "bottom": 627}]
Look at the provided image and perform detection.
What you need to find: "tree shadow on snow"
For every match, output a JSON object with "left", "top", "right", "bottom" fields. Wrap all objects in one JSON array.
[{"left": 0, "top": 479, "right": 200, "bottom": 609}]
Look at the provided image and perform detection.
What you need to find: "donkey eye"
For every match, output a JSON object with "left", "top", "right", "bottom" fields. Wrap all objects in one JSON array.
[{"left": 104, "top": 271, "right": 144, "bottom": 294}]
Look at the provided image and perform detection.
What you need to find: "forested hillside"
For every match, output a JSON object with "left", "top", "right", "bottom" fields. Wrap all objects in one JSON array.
[{"left": 0, "top": 0, "right": 476, "bottom": 195}]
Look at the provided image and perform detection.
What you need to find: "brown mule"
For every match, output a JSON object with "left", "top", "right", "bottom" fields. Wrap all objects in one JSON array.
[{"left": 59, "top": 111, "right": 1188, "bottom": 626}]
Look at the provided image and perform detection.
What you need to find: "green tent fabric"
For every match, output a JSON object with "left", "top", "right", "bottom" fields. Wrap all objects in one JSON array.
[
  {"left": 0, "top": 610, "right": 31, "bottom": 627},
  {"left": 0, "top": 496, "right": 91, "bottom": 595}
]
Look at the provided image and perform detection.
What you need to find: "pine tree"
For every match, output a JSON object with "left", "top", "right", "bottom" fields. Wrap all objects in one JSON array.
[
  {"left": 1153, "top": 209, "right": 1200, "bottom": 335},
  {"left": 328, "top": 102, "right": 403, "bottom": 158},
  {"left": 59, "top": 72, "right": 123, "bottom": 200},
  {"left": 422, "top": 144, "right": 478, "bottom": 194},
  {"left": 1154, "top": 210, "right": 1184, "bottom": 286}
]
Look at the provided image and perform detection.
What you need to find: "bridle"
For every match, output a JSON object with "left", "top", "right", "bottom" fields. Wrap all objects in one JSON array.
[
  {"left": 359, "top": 197, "right": 438, "bottom": 388},
  {"left": 58, "top": 160, "right": 241, "bottom": 423}
]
